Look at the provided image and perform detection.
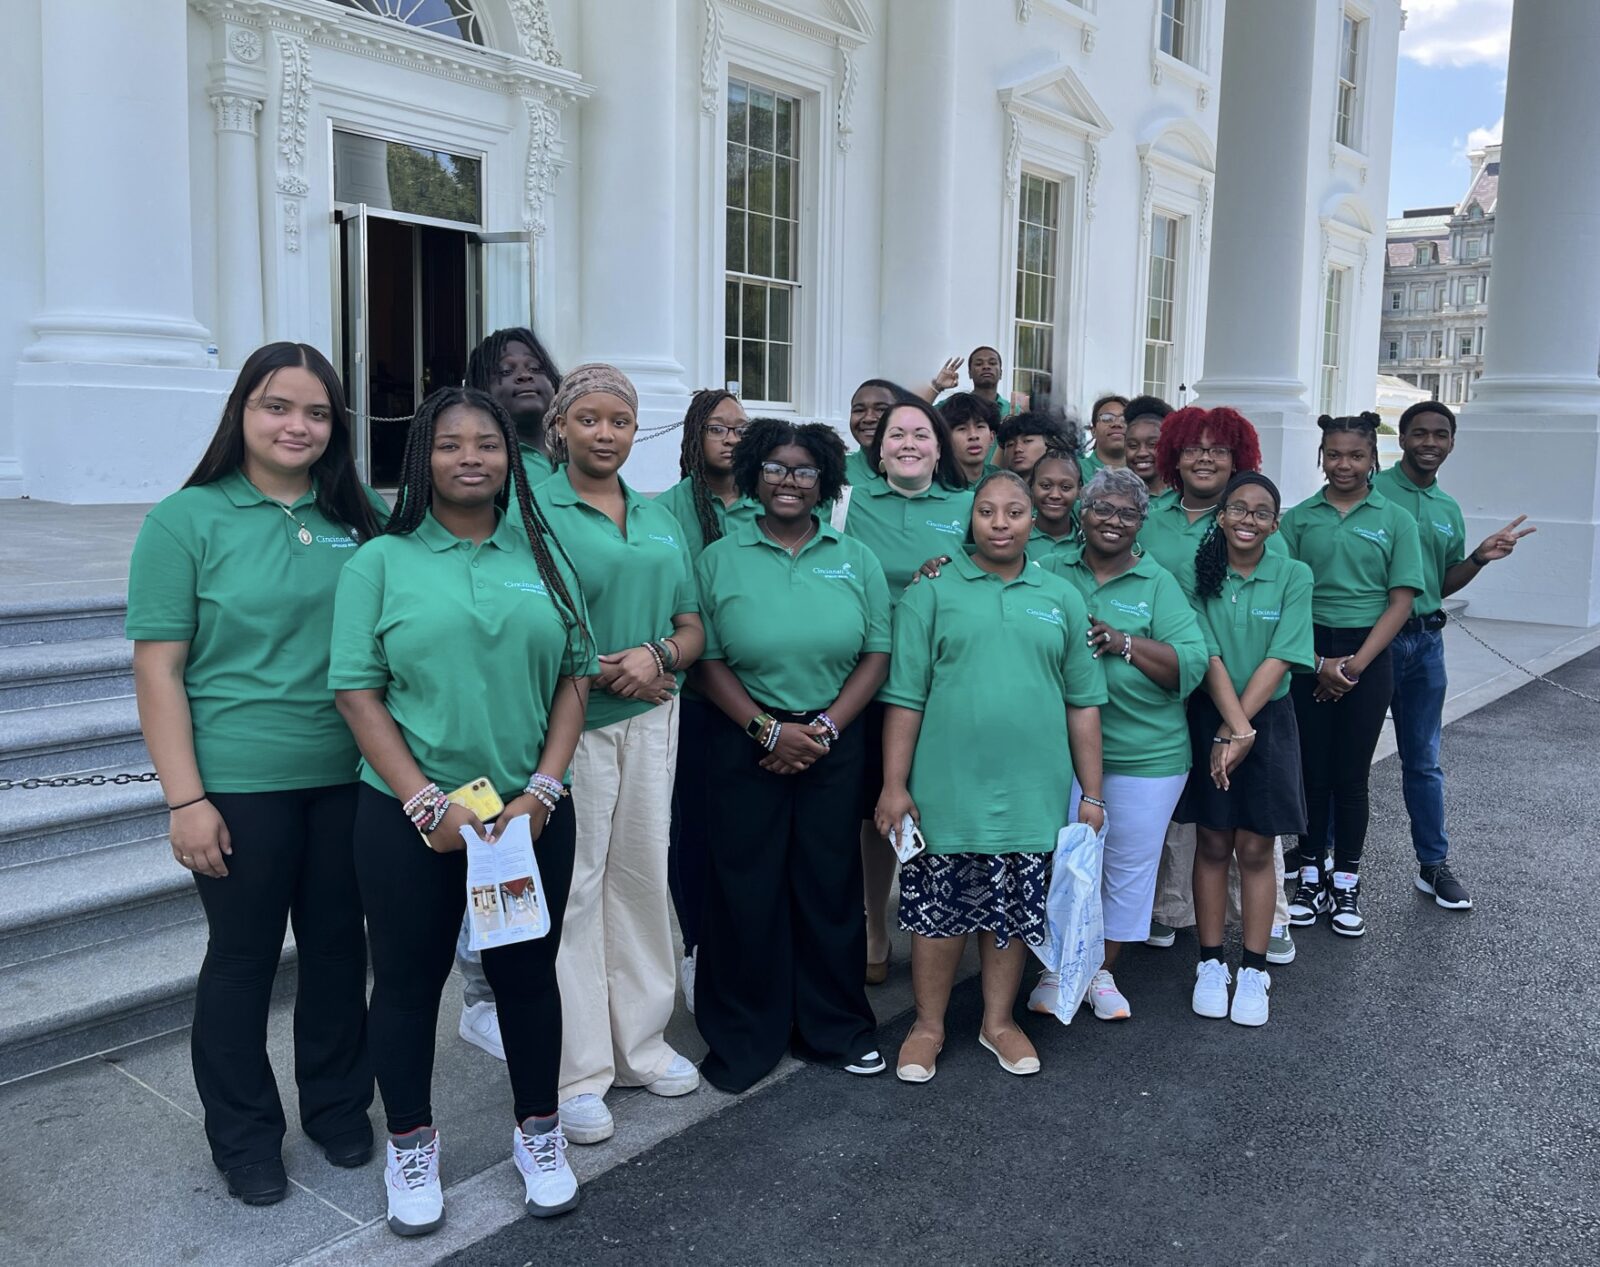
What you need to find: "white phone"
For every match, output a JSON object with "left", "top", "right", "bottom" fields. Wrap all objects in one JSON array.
[{"left": 890, "top": 813, "right": 926, "bottom": 864}]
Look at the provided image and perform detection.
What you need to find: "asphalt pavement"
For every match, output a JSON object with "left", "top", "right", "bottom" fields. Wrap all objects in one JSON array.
[{"left": 450, "top": 648, "right": 1600, "bottom": 1267}]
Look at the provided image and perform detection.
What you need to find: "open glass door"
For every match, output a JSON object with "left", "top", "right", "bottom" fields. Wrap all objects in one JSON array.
[
  {"left": 474, "top": 231, "right": 534, "bottom": 340},
  {"left": 338, "top": 205, "right": 372, "bottom": 481}
]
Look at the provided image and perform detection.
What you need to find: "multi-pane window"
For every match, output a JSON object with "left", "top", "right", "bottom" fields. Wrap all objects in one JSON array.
[
  {"left": 1013, "top": 173, "right": 1060, "bottom": 404},
  {"left": 1430, "top": 330, "right": 1444, "bottom": 358},
  {"left": 1462, "top": 279, "right": 1479, "bottom": 304},
  {"left": 1460, "top": 333, "right": 1475, "bottom": 357},
  {"left": 1143, "top": 213, "right": 1180, "bottom": 398},
  {"left": 1336, "top": 13, "right": 1362, "bottom": 148},
  {"left": 1319, "top": 266, "right": 1345, "bottom": 414},
  {"left": 1159, "top": 0, "right": 1190, "bottom": 62},
  {"left": 725, "top": 79, "right": 799, "bottom": 406},
  {"left": 1390, "top": 290, "right": 1402, "bottom": 311},
  {"left": 1408, "top": 334, "right": 1426, "bottom": 358},
  {"left": 1415, "top": 243, "right": 1432, "bottom": 266},
  {"left": 1387, "top": 339, "right": 1400, "bottom": 362},
  {"left": 1464, "top": 237, "right": 1482, "bottom": 259}
]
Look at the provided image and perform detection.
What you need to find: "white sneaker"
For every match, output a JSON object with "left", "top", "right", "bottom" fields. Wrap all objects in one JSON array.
[
  {"left": 1191, "top": 959, "right": 1231, "bottom": 1019},
  {"left": 1026, "top": 970, "right": 1060, "bottom": 1015},
  {"left": 458, "top": 1001, "right": 506, "bottom": 1061},
  {"left": 1230, "top": 967, "right": 1271, "bottom": 1027},
  {"left": 384, "top": 1130, "right": 444, "bottom": 1236},
  {"left": 513, "top": 1120, "right": 579, "bottom": 1217},
  {"left": 558, "top": 1093, "right": 614, "bottom": 1145},
  {"left": 680, "top": 951, "right": 697, "bottom": 1016},
  {"left": 1086, "top": 969, "right": 1131, "bottom": 1021},
  {"left": 644, "top": 1053, "right": 700, "bottom": 1098}
]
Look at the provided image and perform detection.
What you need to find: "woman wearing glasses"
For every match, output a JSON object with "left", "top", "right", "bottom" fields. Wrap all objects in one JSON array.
[
  {"left": 1078, "top": 394, "right": 1129, "bottom": 481},
  {"left": 1035, "top": 469, "right": 1207, "bottom": 1022},
  {"left": 692, "top": 419, "right": 890, "bottom": 1093}
]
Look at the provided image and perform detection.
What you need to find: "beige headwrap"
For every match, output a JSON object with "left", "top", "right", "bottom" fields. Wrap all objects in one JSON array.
[{"left": 548, "top": 362, "right": 639, "bottom": 421}]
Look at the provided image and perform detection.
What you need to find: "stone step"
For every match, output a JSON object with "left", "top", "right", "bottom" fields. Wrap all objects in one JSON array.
[
  {"left": 0, "top": 918, "right": 298, "bottom": 1085},
  {"left": 0, "top": 591, "right": 127, "bottom": 648},
  {"left": 0, "top": 635, "right": 134, "bottom": 708},
  {"left": 0, "top": 768, "right": 165, "bottom": 867},
  {"left": 0, "top": 695, "right": 147, "bottom": 780},
  {"left": 0, "top": 835, "right": 198, "bottom": 969}
]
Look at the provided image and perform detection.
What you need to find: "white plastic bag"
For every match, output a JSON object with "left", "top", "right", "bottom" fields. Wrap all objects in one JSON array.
[
  {"left": 1030, "top": 820, "right": 1106, "bottom": 1025},
  {"left": 463, "top": 814, "right": 551, "bottom": 951}
]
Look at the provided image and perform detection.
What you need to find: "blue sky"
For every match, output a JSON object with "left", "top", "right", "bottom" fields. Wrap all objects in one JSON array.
[{"left": 1386, "top": 0, "right": 1511, "bottom": 218}]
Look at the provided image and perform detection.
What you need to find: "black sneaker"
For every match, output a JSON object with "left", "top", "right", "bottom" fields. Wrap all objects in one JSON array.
[
  {"left": 1287, "top": 870, "right": 1331, "bottom": 927},
  {"left": 223, "top": 1157, "right": 289, "bottom": 1205},
  {"left": 844, "top": 1050, "right": 887, "bottom": 1076},
  {"left": 1416, "top": 862, "right": 1473, "bottom": 910},
  {"left": 1330, "top": 879, "right": 1367, "bottom": 938}
]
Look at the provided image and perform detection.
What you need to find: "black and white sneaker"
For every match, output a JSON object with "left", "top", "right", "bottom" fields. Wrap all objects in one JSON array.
[
  {"left": 1287, "top": 868, "right": 1331, "bottom": 927},
  {"left": 844, "top": 1050, "right": 887, "bottom": 1076},
  {"left": 1416, "top": 862, "right": 1473, "bottom": 910},
  {"left": 1329, "top": 876, "right": 1366, "bottom": 938}
]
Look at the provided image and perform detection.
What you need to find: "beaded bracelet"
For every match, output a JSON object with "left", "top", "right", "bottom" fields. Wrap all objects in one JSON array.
[
  {"left": 815, "top": 712, "right": 840, "bottom": 743},
  {"left": 412, "top": 796, "right": 450, "bottom": 836},
  {"left": 1119, "top": 634, "right": 1134, "bottom": 664},
  {"left": 403, "top": 782, "right": 444, "bottom": 818},
  {"left": 661, "top": 637, "right": 681, "bottom": 670},
  {"left": 641, "top": 641, "right": 667, "bottom": 676}
]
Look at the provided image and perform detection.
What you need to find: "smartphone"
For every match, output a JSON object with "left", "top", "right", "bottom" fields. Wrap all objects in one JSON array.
[
  {"left": 890, "top": 813, "right": 926, "bottom": 864},
  {"left": 448, "top": 777, "right": 505, "bottom": 824}
]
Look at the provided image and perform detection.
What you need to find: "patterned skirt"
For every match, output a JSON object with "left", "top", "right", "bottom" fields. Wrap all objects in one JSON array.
[{"left": 897, "top": 851, "right": 1049, "bottom": 949}]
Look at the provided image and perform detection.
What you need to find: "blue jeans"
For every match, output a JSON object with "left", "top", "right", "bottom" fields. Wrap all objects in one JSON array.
[{"left": 1388, "top": 627, "right": 1450, "bottom": 866}]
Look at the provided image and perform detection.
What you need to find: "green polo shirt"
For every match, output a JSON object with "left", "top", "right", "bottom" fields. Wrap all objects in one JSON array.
[
  {"left": 1279, "top": 487, "right": 1426, "bottom": 627},
  {"left": 1372, "top": 466, "right": 1466, "bottom": 617},
  {"left": 1191, "top": 554, "right": 1316, "bottom": 701},
  {"left": 535, "top": 470, "right": 698, "bottom": 731},
  {"left": 1078, "top": 451, "right": 1106, "bottom": 484},
  {"left": 697, "top": 518, "right": 891, "bottom": 711},
  {"left": 1040, "top": 553, "right": 1208, "bottom": 777},
  {"left": 328, "top": 510, "right": 596, "bottom": 799},
  {"left": 881, "top": 552, "right": 1106, "bottom": 856},
  {"left": 840, "top": 481, "right": 975, "bottom": 595},
  {"left": 125, "top": 472, "right": 388, "bottom": 793},
  {"left": 1024, "top": 526, "right": 1081, "bottom": 567},
  {"left": 1137, "top": 490, "right": 1290, "bottom": 598},
  {"left": 520, "top": 443, "right": 557, "bottom": 490},
  {"left": 654, "top": 476, "right": 762, "bottom": 561},
  {"left": 844, "top": 446, "right": 878, "bottom": 489}
]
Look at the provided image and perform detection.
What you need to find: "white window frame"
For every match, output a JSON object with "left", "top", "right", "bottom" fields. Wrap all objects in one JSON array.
[
  {"left": 1131, "top": 121, "right": 1213, "bottom": 406},
  {"left": 1150, "top": 0, "right": 1217, "bottom": 109},
  {"left": 1461, "top": 278, "right": 1479, "bottom": 305},
  {"left": 1331, "top": 1, "right": 1374, "bottom": 160},
  {"left": 1011, "top": 170, "right": 1064, "bottom": 405},
  {"left": 1464, "top": 236, "right": 1482, "bottom": 260},
  {"left": 1407, "top": 334, "right": 1425, "bottom": 359},
  {"left": 1335, "top": 11, "right": 1362, "bottom": 149},
  {"left": 1318, "top": 265, "right": 1349, "bottom": 414},
  {"left": 1143, "top": 212, "right": 1183, "bottom": 398}
]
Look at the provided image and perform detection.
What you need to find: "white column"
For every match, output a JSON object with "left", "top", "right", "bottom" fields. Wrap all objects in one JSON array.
[
  {"left": 23, "top": 0, "right": 211, "bottom": 366},
  {"left": 1452, "top": 0, "right": 1600, "bottom": 625},
  {"left": 877, "top": 0, "right": 958, "bottom": 385},
  {"left": 577, "top": 0, "right": 686, "bottom": 490},
  {"left": 210, "top": 91, "right": 265, "bottom": 369},
  {"left": 1191, "top": 0, "right": 1319, "bottom": 502}
]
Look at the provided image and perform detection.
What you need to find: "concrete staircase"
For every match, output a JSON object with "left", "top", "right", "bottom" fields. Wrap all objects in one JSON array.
[{"left": 0, "top": 593, "right": 294, "bottom": 1083}]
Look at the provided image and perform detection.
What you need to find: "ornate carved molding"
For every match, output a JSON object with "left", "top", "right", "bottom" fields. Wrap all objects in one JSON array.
[
  {"left": 1140, "top": 161, "right": 1156, "bottom": 239},
  {"left": 1004, "top": 110, "right": 1023, "bottom": 202},
  {"left": 700, "top": 0, "right": 724, "bottom": 116},
  {"left": 211, "top": 91, "right": 263, "bottom": 135},
  {"left": 1197, "top": 83, "right": 1209, "bottom": 111},
  {"left": 1085, "top": 140, "right": 1100, "bottom": 220},
  {"left": 507, "top": 0, "right": 562, "bottom": 66},
  {"left": 836, "top": 38, "right": 857, "bottom": 152},
  {"left": 1198, "top": 179, "right": 1213, "bottom": 248},
  {"left": 229, "top": 27, "right": 262, "bottom": 62},
  {"left": 1017, "top": 0, "right": 1033, "bottom": 21},
  {"left": 523, "top": 87, "right": 563, "bottom": 236},
  {"left": 274, "top": 33, "right": 310, "bottom": 250},
  {"left": 1082, "top": 26, "right": 1095, "bottom": 53}
]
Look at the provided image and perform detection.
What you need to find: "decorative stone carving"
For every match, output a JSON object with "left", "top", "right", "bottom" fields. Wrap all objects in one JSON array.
[
  {"left": 836, "top": 38, "right": 856, "bottom": 152},
  {"left": 508, "top": 0, "right": 562, "bottom": 66},
  {"left": 1083, "top": 26, "right": 1095, "bottom": 53},
  {"left": 229, "top": 28, "right": 262, "bottom": 62},
  {"left": 210, "top": 92, "right": 262, "bottom": 136},
  {"left": 1140, "top": 162, "right": 1156, "bottom": 238},
  {"left": 700, "top": 0, "right": 724, "bottom": 116},
  {"left": 1016, "top": 0, "right": 1033, "bottom": 21},
  {"left": 1199, "top": 179, "right": 1212, "bottom": 247},
  {"left": 1085, "top": 140, "right": 1100, "bottom": 220},
  {"left": 1197, "top": 83, "right": 1209, "bottom": 111},
  {"left": 1004, "top": 110, "right": 1023, "bottom": 202},
  {"left": 523, "top": 87, "right": 562, "bottom": 236},
  {"left": 274, "top": 33, "right": 310, "bottom": 251}
]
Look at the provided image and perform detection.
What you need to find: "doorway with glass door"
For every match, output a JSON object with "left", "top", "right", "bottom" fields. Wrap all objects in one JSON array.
[{"left": 334, "top": 127, "right": 533, "bottom": 488}]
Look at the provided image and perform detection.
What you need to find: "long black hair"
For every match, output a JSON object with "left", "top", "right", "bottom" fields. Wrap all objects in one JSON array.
[
  {"left": 1194, "top": 472, "right": 1281, "bottom": 600},
  {"left": 184, "top": 342, "right": 382, "bottom": 541},
  {"left": 677, "top": 388, "right": 740, "bottom": 550},
  {"left": 387, "top": 386, "right": 590, "bottom": 663},
  {"left": 866, "top": 391, "right": 970, "bottom": 490},
  {"left": 1317, "top": 411, "right": 1382, "bottom": 484}
]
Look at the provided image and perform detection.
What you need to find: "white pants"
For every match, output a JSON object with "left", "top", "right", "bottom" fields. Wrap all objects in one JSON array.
[
  {"left": 557, "top": 697, "right": 680, "bottom": 1102},
  {"left": 1072, "top": 773, "right": 1188, "bottom": 944},
  {"left": 1151, "top": 823, "right": 1291, "bottom": 930}
]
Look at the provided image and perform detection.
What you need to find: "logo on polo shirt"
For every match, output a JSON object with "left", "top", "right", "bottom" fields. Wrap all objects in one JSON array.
[
  {"left": 1108, "top": 598, "right": 1151, "bottom": 620},
  {"left": 504, "top": 580, "right": 550, "bottom": 596},
  {"left": 1431, "top": 520, "right": 1456, "bottom": 539},
  {"left": 1353, "top": 527, "right": 1389, "bottom": 545},
  {"left": 314, "top": 534, "right": 358, "bottom": 549},
  {"left": 1027, "top": 606, "right": 1066, "bottom": 627},
  {"left": 811, "top": 562, "right": 857, "bottom": 581},
  {"left": 648, "top": 532, "right": 680, "bottom": 548},
  {"left": 1251, "top": 607, "right": 1282, "bottom": 622},
  {"left": 925, "top": 518, "right": 964, "bottom": 536}
]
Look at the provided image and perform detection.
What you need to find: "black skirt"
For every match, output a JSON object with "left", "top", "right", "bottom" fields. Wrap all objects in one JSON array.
[{"left": 1175, "top": 692, "right": 1307, "bottom": 837}]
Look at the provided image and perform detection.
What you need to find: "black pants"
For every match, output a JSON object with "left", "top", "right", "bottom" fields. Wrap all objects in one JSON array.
[
  {"left": 668, "top": 695, "right": 715, "bottom": 954},
  {"left": 1291, "top": 625, "right": 1395, "bottom": 871},
  {"left": 194, "top": 785, "right": 372, "bottom": 1170},
  {"left": 696, "top": 709, "right": 877, "bottom": 1094},
  {"left": 353, "top": 785, "right": 575, "bottom": 1133}
]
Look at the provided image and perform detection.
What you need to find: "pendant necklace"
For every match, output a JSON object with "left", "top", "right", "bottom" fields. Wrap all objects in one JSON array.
[{"left": 273, "top": 501, "right": 314, "bottom": 545}]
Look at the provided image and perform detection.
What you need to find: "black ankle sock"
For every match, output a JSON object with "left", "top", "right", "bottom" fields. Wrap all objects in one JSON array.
[
  {"left": 1241, "top": 948, "right": 1267, "bottom": 972},
  {"left": 1199, "top": 944, "right": 1224, "bottom": 964}
]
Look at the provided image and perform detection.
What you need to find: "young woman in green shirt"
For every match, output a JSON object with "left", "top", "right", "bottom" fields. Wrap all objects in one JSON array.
[
  {"left": 331, "top": 387, "right": 594, "bottom": 1231},
  {"left": 1025, "top": 447, "right": 1083, "bottom": 564},
  {"left": 129, "top": 342, "right": 384, "bottom": 1206},
  {"left": 1177, "top": 474, "right": 1314, "bottom": 1028},
  {"left": 1122, "top": 396, "right": 1172, "bottom": 499},
  {"left": 877, "top": 472, "right": 1106, "bottom": 1081}
]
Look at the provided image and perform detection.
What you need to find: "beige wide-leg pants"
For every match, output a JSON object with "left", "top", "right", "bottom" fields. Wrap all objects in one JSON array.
[
  {"left": 1150, "top": 823, "right": 1292, "bottom": 930},
  {"left": 557, "top": 696, "right": 680, "bottom": 1103}
]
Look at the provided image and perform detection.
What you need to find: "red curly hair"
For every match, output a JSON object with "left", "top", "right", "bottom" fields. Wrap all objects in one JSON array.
[{"left": 1156, "top": 406, "right": 1263, "bottom": 491}]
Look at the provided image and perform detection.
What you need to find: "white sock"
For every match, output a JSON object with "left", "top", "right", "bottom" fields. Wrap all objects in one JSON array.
[{"left": 1331, "top": 870, "right": 1359, "bottom": 891}]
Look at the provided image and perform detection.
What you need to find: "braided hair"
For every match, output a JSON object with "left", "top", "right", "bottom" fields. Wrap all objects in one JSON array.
[
  {"left": 387, "top": 386, "right": 591, "bottom": 666},
  {"left": 1317, "top": 411, "right": 1382, "bottom": 484},
  {"left": 1194, "top": 473, "right": 1282, "bottom": 600},
  {"left": 677, "top": 388, "right": 739, "bottom": 550}
]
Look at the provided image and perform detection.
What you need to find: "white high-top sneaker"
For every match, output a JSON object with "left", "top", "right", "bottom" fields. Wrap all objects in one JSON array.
[
  {"left": 514, "top": 1119, "right": 580, "bottom": 1217},
  {"left": 384, "top": 1128, "right": 444, "bottom": 1236}
]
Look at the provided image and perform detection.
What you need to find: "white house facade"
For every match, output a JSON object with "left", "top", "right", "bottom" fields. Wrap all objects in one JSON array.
[{"left": 1, "top": 0, "right": 1403, "bottom": 502}]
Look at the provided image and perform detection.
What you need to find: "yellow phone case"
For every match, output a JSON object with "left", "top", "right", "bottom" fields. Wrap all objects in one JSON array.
[{"left": 448, "top": 777, "right": 505, "bottom": 823}]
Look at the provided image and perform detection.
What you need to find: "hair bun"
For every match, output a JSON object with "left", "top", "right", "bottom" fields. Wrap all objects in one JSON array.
[{"left": 1315, "top": 414, "right": 1336, "bottom": 431}]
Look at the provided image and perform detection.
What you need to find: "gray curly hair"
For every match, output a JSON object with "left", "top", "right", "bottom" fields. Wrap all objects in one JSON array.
[{"left": 1082, "top": 466, "right": 1151, "bottom": 517}]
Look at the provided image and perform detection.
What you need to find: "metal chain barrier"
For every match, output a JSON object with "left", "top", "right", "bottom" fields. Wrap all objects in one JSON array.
[
  {"left": 0, "top": 771, "right": 160, "bottom": 792},
  {"left": 1451, "top": 615, "right": 1600, "bottom": 705}
]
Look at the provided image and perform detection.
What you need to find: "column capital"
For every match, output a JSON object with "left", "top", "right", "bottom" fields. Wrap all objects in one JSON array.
[{"left": 209, "top": 90, "right": 264, "bottom": 136}]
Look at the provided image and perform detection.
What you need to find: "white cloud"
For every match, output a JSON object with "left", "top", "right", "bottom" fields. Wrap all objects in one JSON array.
[
  {"left": 1466, "top": 116, "right": 1503, "bottom": 150},
  {"left": 1400, "top": 0, "right": 1513, "bottom": 68}
]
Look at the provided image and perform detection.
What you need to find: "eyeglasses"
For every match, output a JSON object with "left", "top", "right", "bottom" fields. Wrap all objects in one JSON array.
[
  {"left": 1221, "top": 502, "right": 1278, "bottom": 526},
  {"left": 1181, "top": 444, "right": 1233, "bottom": 460},
  {"left": 760, "top": 461, "right": 821, "bottom": 489},
  {"left": 1082, "top": 498, "right": 1144, "bottom": 527},
  {"left": 705, "top": 423, "right": 748, "bottom": 439},
  {"left": 1095, "top": 413, "right": 1125, "bottom": 425}
]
